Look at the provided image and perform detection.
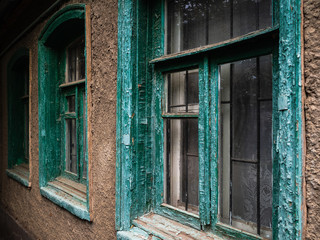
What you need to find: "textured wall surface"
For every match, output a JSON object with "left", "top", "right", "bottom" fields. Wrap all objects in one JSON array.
[
  {"left": 0, "top": 0, "right": 118, "bottom": 239},
  {"left": 304, "top": 0, "right": 320, "bottom": 239}
]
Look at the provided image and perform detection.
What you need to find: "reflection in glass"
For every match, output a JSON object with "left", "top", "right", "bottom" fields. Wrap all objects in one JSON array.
[
  {"left": 219, "top": 55, "right": 272, "bottom": 238},
  {"left": 166, "top": 69, "right": 199, "bottom": 113},
  {"left": 67, "top": 95, "right": 75, "bottom": 112},
  {"left": 67, "top": 37, "right": 85, "bottom": 82},
  {"left": 167, "top": 0, "right": 272, "bottom": 54},
  {"left": 164, "top": 119, "right": 199, "bottom": 215},
  {"left": 66, "top": 119, "right": 77, "bottom": 174}
]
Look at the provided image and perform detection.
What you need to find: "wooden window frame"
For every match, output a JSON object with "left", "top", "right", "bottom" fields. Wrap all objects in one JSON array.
[
  {"left": 38, "top": 4, "right": 92, "bottom": 221},
  {"left": 116, "top": 0, "right": 304, "bottom": 239},
  {"left": 6, "top": 48, "right": 31, "bottom": 188}
]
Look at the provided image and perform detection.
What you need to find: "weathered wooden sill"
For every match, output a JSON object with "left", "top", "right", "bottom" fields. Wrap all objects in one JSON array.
[
  {"left": 40, "top": 176, "right": 90, "bottom": 221},
  {"left": 6, "top": 163, "right": 30, "bottom": 188},
  {"left": 117, "top": 213, "right": 223, "bottom": 240}
]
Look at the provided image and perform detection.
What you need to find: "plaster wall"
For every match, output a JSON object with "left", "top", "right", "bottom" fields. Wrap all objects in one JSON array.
[
  {"left": 304, "top": 0, "right": 320, "bottom": 239},
  {"left": 0, "top": 0, "right": 118, "bottom": 239}
]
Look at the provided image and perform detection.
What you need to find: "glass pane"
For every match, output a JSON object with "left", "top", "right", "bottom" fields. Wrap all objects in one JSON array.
[
  {"left": 167, "top": 0, "right": 272, "bottom": 54},
  {"left": 66, "top": 119, "right": 77, "bottom": 174},
  {"left": 166, "top": 69, "right": 199, "bottom": 113},
  {"left": 78, "top": 39, "right": 86, "bottom": 80},
  {"left": 82, "top": 92, "right": 87, "bottom": 179},
  {"left": 232, "top": 59, "right": 257, "bottom": 162},
  {"left": 232, "top": 162, "right": 257, "bottom": 227},
  {"left": 260, "top": 101, "right": 272, "bottom": 230},
  {"left": 164, "top": 119, "right": 199, "bottom": 215},
  {"left": 67, "top": 37, "right": 85, "bottom": 82},
  {"left": 219, "top": 56, "right": 272, "bottom": 238},
  {"left": 67, "top": 95, "right": 75, "bottom": 112},
  {"left": 24, "top": 102, "right": 29, "bottom": 162},
  {"left": 68, "top": 46, "right": 76, "bottom": 82}
]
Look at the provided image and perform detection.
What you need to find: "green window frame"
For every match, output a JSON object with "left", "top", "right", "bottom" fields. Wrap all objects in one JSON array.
[
  {"left": 6, "top": 48, "right": 31, "bottom": 188},
  {"left": 38, "top": 4, "right": 90, "bottom": 221},
  {"left": 116, "top": 0, "right": 303, "bottom": 239}
]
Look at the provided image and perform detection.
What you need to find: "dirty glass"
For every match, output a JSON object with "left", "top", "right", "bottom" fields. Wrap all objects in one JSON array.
[
  {"left": 163, "top": 69, "right": 199, "bottom": 215},
  {"left": 164, "top": 118, "right": 199, "bottom": 215},
  {"left": 219, "top": 55, "right": 272, "bottom": 239},
  {"left": 67, "top": 37, "right": 85, "bottom": 82},
  {"left": 166, "top": 69, "right": 199, "bottom": 113},
  {"left": 66, "top": 119, "right": 77, "bottom": 174},
  {"left": 166, "top": 0, "right": 272, "bottom": 54}
]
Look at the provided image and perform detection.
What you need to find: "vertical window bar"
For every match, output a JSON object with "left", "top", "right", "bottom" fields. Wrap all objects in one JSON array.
[
  {"left": 166, "top": 119, "right": 171, "bottom": 203},
  {"left": 184, "top": 119, "right": 188, "bottom": 211},
  {"left": 256, "top": 0, "right": 261, "bottom": 233},
  {"left": 257, "top": 57, "right": 261, "bottom": 235},
  {"left": 205, "top": 0, "right": 209, "bottom": 46},
  {"left": 230, "top": 0, "right": 234, "bottom": 39},
  {"left": 75, "top": 87, "right": 79, "bottom": 178},
  {"left": 184, "top": 71, "right": 189, "bottom": 210},
  {"left": 229, "top": 63, "right": 233, "bottom": 225}
]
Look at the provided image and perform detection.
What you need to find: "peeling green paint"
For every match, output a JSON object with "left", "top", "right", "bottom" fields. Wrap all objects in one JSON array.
[
  {"left": 116, "top": 0, "right": 303, "bottom": 239},
  {"left": 275, "top": 0, "right": 303, "bottom": 238},
  {"left": 38, "top": 4, "right": 90, "bottom": 220},
  {"left": 6, "top": 169, "right": 29, "bottom": 187}
]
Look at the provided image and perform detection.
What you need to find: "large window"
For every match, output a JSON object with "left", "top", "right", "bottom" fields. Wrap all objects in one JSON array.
[
  {"left": 38, "top": 5, "right": 90, "bottom": 221},
  {"left": 6, "top": 48, "right": 30, "bottom": 187},
  {"left": 116, "top": 0, "right": 303, "bottom": 239}
]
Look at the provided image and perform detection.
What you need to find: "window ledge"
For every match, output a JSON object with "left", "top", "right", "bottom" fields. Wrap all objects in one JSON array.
[
  {"left": 6, "top": 164, "right": 30, "bottom": 188},
  {"left": 40, "top": 177, "right": 90, "bottom": 221},
  {"left": 117, "top": 213, "right": 223, "bottom": 240}
]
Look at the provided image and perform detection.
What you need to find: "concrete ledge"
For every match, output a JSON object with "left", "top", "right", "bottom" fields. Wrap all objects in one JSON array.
[{"left": 0, "top": 206, "right": 34, "bottom": 240}]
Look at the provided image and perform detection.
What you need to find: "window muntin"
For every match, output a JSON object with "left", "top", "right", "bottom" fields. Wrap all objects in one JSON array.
[
  {"left": 166, "top": 0, "right": 272, "bottom": 54},
  {"left": 163, "top": 69, "right": 199, "bottom": 215},
  {"left": 219, "top": 56, "right": 273, "bottom": 238}
]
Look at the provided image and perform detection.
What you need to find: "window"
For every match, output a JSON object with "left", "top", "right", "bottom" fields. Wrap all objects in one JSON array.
[
  {"left": 61, "top": 37, "right": 87, "bottom": 184},
  {"left": 38, "top": 5, "right": 90, "bottom": 221},
  {"left": 6, "top": 48, "right": 30, "bottom": 187},
  {"left": 116, "top": 0, "right": 303, "bottom": 239}
]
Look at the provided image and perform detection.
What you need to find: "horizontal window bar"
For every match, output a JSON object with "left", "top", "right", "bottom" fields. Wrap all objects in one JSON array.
[
  {"left": 162, "top": 113, "right": 198, "bottom": 118},
  {"left": 64, "top": 112, "right": 76, "bottom": 118},
  {"left": 231, "top": 157, "right": 258, "bottom": 164},
  {"left": 150, "top": 26, "right": 278, "bottom": 65},
  {"left": 59, "top": 79, "right": 85, "bottom": 88}
]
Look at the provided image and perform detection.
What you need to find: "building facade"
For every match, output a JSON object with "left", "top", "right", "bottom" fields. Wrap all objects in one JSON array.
[{"left": 0, "top": 0, "right": 319, "bottom": 239}]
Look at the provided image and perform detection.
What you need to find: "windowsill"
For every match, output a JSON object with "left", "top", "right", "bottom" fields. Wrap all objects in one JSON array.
[
  {"left": 6, "top": 163, "right": 30, "bottom": 188},
  {"left": 40, "top": 176, "right": 90, "bottom": 221},
  {"left": 117, "top": 213, "right": 223, "bottom": 240}
]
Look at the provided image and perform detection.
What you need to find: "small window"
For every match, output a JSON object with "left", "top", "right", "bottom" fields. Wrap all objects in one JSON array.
[{"left": 7, "top": 49, "right": 30, "bottom": 187}]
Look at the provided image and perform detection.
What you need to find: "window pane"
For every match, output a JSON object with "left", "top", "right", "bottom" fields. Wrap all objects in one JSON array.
[
  {"left": 166, "top": 69, "right": 199, "bottom": 113},
  {"left": 219, "top": 56, "right": 272, "bottom": 239},
  {"left": 82, "top": 92, "right": 87, "bottom": 179},
  {"left": 167, "top": 0, "right": 272, "bottom": 54},
  {"left": 66, "top": 119, "right": 77, "bottom": 174},
  {"left": 164, "top": 118, "right": 199, "bottom": 215},
  {"left": 67, "top": 37, "right": 85, "bottom": 82},
  {"left": 67, "top": 95, "right": 75, "bottom": 112}
]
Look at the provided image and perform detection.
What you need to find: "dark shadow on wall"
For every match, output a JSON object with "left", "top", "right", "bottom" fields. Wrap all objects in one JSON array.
[{"left": 0, "top": 206, "right": 34, "bottom": 240}]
